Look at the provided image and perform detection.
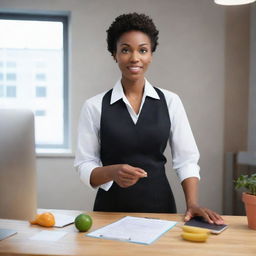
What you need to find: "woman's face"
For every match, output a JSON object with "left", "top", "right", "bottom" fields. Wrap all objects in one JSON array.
[{"left": 114, "top": 30, "right": 152, "bottom": 83}]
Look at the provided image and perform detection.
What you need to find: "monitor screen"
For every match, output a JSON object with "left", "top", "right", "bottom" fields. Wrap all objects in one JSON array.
[{"left": 0, "top": 109, "right": 37, "bottom": 220}]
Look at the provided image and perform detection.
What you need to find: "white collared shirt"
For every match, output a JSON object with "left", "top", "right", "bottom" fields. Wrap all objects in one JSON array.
[{"left": 74, "top": 79, "right": 200, "bottom": 191}]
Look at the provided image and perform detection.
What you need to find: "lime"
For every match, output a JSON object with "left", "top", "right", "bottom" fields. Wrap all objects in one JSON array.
[{"left": 75, "top": 214, "right": 93, "bottom": 232}]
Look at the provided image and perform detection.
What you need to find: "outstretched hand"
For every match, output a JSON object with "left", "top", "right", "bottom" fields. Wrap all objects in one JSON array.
[
  {"left": 113, "top": 164, "right": 147, "bottom": 188},
  {"left": 184, "top": 204, "right": 224, "bottom": 225}
]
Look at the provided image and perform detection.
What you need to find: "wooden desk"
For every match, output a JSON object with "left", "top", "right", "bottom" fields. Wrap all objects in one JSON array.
[{"left": 0, "top": 210, "right": 255, "bottom": 256}]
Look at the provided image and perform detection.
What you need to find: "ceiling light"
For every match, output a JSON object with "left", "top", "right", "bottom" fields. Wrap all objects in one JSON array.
[{"left": 214, "top": 0, "right": 256, "bottom": 5}]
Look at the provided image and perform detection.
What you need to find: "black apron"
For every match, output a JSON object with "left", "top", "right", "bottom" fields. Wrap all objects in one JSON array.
[{"left": 93, "top": 87, "right": 176, "bottom": 213}]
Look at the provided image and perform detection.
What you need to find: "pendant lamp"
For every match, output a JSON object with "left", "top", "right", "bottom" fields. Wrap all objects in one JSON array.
[{"left": 214, "top": 0, "right": 256, "bottom": 5}]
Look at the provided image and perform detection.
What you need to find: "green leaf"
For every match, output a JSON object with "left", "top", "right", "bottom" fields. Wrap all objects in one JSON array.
[{"left": 234, "top": 173, "right": 256, "bottom": 195}]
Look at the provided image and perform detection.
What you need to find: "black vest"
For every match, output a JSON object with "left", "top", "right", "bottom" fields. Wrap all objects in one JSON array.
[{"left": 93, "top": 87, "right": 176, "bottom": 213}]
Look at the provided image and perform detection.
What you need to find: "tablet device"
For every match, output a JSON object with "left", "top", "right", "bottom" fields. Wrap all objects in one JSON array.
[{"left": 184, "top": 216, "right": 228, "bottom": 234}]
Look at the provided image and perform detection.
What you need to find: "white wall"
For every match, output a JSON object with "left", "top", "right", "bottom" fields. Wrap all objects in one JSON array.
[{"left": 0, "top": 0, "right": 225, "bottom": 213}]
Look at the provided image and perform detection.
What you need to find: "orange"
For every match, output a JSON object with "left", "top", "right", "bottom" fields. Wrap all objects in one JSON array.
[
  {"left": 30, "top": 214, "right": 40, "bottom": 225},
  {"left": 30, "top": 212, "right": 55, "bottom": 227}
]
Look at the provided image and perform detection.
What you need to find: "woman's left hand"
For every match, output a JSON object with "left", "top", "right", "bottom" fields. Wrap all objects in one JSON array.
[{"left": 184, "top": 204, "right": 224, "bottom": 225}]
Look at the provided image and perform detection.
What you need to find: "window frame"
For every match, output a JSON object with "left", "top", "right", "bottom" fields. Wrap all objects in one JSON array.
[{"left": 0, "top": 12, "right": 70, "bottom": 152}]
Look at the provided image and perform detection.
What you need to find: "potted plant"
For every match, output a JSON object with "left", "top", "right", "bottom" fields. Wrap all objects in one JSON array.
[{"left": 235, "top": 173, "right": 256, "bottom": 230}]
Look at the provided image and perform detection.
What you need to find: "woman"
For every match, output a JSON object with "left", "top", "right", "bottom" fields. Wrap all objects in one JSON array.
[{"left": 75, "top": 13, "right": 224, "bottom": 224}]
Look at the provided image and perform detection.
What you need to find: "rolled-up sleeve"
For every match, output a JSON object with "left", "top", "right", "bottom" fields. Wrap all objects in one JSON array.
[
  {"left": 169, "top": 94, "right": 200, "bottom": 183},
  {"left": 74, "top": 100, "right": 113, "bottom": 191}
]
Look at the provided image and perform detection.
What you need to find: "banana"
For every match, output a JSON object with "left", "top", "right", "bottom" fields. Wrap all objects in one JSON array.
[
  {"left": 181, "top": 232, "right": 209, "bottom": 242},
  {"left": 182, "top": 225, "right": 210, "bottom": 234}
]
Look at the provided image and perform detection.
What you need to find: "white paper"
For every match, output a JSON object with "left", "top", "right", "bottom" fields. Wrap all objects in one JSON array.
[
  {"left": 30, "top": 230, "right": 67, "bottom": 241},
  {"left": 87, "top": 216, "right": 177, "bottom": 244},
  {"left": 38, "top": 210, "right": 75, "bottom": 227},
  {"left": 52, "top": 213, "right": 75, "bottom": 227}
]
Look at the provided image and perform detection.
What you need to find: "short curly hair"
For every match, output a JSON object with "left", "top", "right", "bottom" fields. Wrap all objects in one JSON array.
[{"left": 106, "top": 13, "right": 159, "bottom": 56}]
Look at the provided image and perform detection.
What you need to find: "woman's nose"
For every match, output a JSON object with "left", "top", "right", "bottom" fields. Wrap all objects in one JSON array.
[{"left": 130, "top": 51, "right": 139, "bottom": 62}]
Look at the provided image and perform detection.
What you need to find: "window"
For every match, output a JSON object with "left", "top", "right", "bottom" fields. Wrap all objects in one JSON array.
[
  {"left": 6, "top": 73, "right": 16, "bottom": 80},
  {"left": 0, "top": 85, "right": 3, "bottom": 96},
  {"left": 35, "top": 110, "right": 46, "bottom": 116},
  {"left": 6, "top": 86, "right": 16, "bottom": 97},
  {"left": 36, "top": 86, "right": 47, "bottom": 97},
  {"left": 0, "top": 13, "right": 69, "bottom": 152},
  {"left": 36, "top": 73, "right": 46, "bottom": 81},
  {"left": 6, "top": 61, "right": 16, "bottom": 68}
]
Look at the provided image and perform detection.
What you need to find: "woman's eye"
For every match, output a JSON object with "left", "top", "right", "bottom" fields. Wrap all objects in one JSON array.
[
  {"left": 140, "top": 48, "right": 148, "bottom": 54},
  {"left": 121, "top": 48, "right": 129, "bottom": 53}
]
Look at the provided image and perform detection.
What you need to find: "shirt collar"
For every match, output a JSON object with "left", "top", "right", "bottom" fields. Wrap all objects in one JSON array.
[{"left": 110, "top": 78, "right": 160, "bottom": 105}]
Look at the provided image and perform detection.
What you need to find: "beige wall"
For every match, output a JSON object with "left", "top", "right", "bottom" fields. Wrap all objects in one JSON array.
[
  {"left": 0, "top": 0, "right": 227, "bottom": 213},
  {"left": 222, "top": 5, "right": 251, "bottom": 215},
  {"left": 248, "top": 4, "right": 256, "bottom": 151},
  {"left": 225, "top": 6, "right": 250, "bottom": 153}
]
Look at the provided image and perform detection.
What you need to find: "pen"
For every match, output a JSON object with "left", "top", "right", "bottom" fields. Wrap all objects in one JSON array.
[
  {"left": 144, "top": 217, "right": 160, "bottom": 219},
  {"left": 99, "top": 234, "right": 131, "bottom": 242}
]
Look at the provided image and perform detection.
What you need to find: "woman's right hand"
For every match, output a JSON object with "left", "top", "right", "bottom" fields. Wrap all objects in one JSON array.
[{"left": 112, "top": 164, "right": 147, "bottom": 188}]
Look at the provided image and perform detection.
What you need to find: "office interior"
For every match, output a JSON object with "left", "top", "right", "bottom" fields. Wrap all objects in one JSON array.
[{"left": 0, "top": 0, "right": 255, "bottom": 215}]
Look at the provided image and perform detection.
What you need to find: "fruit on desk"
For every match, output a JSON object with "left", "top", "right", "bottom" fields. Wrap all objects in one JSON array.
[
  {"left": 75, "top": 214, "right": 93, "bottom": 232},
  {"left": 30, "top": 212, "right": 55, "bottom": 227},
  {"left": 181, "top": 225, "right": 210, "bottom": 242},
  {"left": 182, "top": 225, "right": 210, "bottom": 234},
  {"left": 181, "top": 231, "right": 209, "bottom": 242}
]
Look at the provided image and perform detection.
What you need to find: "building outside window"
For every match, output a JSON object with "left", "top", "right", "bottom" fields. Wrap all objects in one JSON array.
[
  {"left": 0, "top": 84, "right": 4, "bottom": 96},
  {"left": 36, "top": 86, "right": 47, "bottom": 97},
  {"left": 6, "top": 85, "right": 16, "bottom": 97},
  {"left": 35, "top": 110, "right": 46, "bottom": 116},
  {"left": 0, "top": 13, "right": 69, "bottom": 152},
  {"left": 36, "top": 73, "right": 46, "bottom": 81},
  {"left": 6, "top": 73, "right": 16, "bottom": 80},
  {"left": 6, "top": 61, "right": 16, "bottom": 68}
]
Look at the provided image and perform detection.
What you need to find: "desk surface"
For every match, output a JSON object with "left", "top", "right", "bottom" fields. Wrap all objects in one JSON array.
[{"left": 0, "top": 209, "right": 255, "bottom": 256}]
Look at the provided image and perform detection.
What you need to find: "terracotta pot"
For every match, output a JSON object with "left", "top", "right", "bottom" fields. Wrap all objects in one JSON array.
[{"left": 242, "top": 192, "right": 256, "bottom": 230}]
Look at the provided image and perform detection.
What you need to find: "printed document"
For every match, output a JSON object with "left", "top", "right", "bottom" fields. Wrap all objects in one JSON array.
[{"left": 87, "top": 216, "right": 177, "bottom": 244}]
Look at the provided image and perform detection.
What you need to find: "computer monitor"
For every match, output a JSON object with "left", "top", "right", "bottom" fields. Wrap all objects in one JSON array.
[{"left": 0, "top": 109, "right": 37, "bottom": 220}]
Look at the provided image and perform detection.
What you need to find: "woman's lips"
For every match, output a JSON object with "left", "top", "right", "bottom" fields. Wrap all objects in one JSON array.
[{"left": 127, "top": 66, "right": 142, "bottom": 73}]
